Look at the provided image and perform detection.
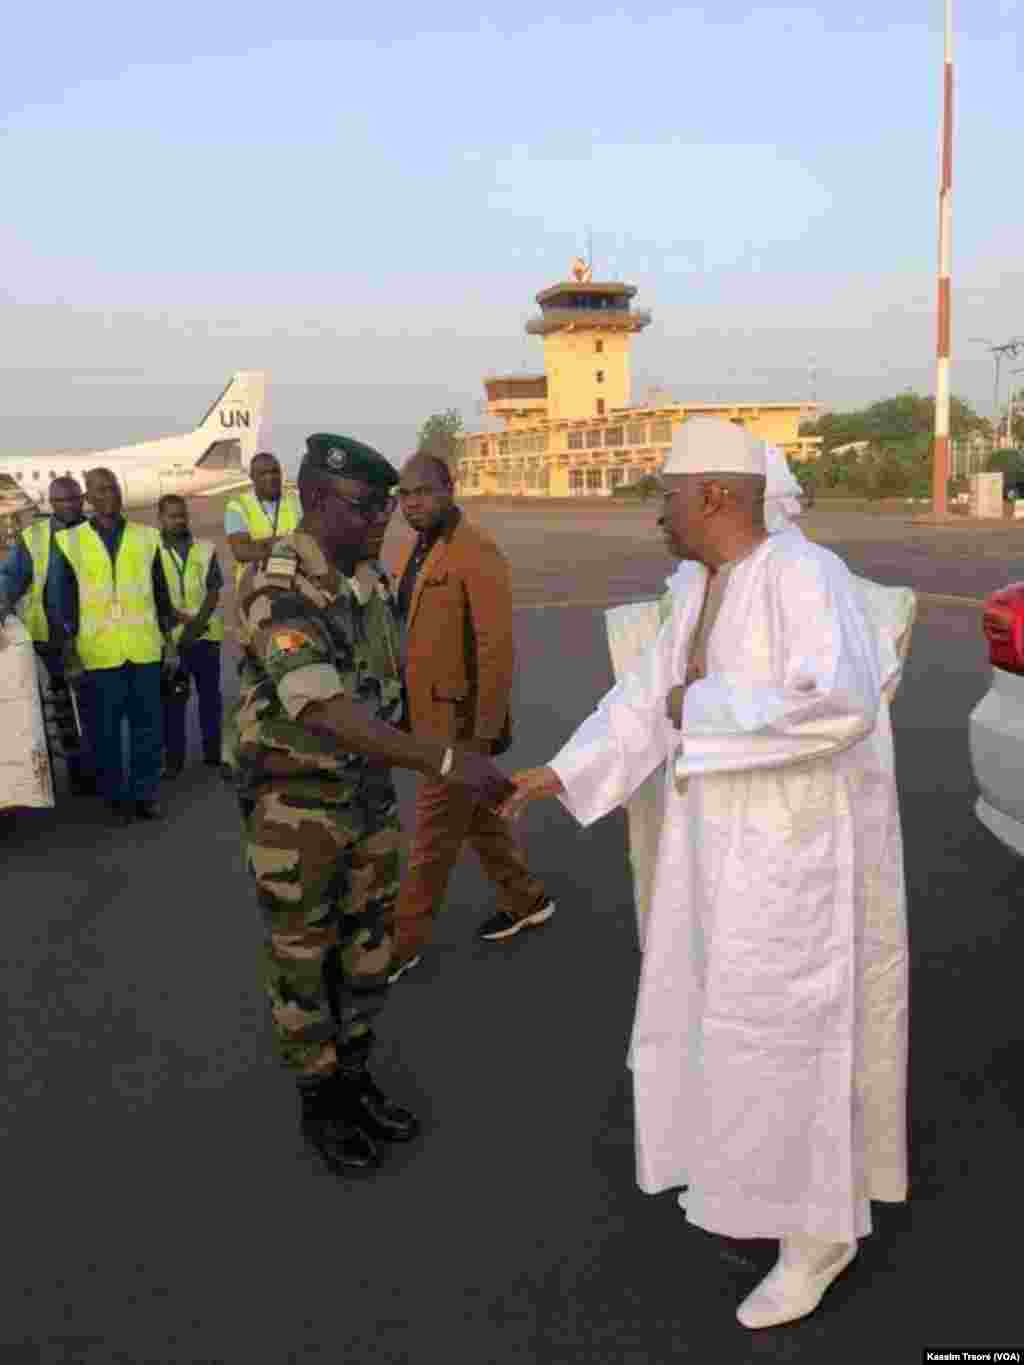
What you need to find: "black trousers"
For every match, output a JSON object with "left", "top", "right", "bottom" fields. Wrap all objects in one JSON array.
[{"left": 162, "top": 640, "right": 223, "bottom": 767}]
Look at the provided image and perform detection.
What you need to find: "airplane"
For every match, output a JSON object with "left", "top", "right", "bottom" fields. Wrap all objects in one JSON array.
[{"left": 0, "top": 371, "right": 267, "bottom": 524}]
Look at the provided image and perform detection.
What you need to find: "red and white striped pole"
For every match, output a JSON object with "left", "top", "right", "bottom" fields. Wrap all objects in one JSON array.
[{"left": 932, "top": 0, "right": 954, "bottom": 517}]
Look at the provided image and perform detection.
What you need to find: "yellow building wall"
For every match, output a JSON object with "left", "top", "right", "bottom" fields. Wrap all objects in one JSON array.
[{"left": 543, "top": 330, "right": 631, "bottom": 422}]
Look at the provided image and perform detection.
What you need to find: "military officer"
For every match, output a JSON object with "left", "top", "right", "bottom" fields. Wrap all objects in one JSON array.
[{"left": 230, "top": 432, "right": 513, "bottom": 1177}]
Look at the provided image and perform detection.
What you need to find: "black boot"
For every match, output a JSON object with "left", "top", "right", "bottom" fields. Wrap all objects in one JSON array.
[
  {"left": 298, "top": 1075, "right": 380, "bottom": 1176},
  {"left": 336, "top": 1068, "right": 421, "bottom": 1143}
]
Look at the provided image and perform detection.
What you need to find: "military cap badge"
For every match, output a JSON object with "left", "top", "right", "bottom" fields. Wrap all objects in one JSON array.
[{"left": 303, "top": 432, "right": 399, "bottom": 489}]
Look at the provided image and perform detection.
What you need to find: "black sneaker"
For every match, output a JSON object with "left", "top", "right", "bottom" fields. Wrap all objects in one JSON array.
[
  {"left": 387, "top": 953, "right": 422, "bottom": 985},
  {"left": 477, "top": 898, "right": 556, "bottom": 943}
]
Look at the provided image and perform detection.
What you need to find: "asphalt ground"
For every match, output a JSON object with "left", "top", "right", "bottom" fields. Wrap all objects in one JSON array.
[{"left": 3, "top": 498, "right": 1023, "bottom": 1364}]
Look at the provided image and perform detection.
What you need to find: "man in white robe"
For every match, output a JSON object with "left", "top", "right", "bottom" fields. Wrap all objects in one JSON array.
[{"left": 500, "top": 419, "right": 909, "bottom": 1329}]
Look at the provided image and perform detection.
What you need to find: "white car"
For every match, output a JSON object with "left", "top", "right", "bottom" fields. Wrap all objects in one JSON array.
[{"left": 969, "top": 583, "right": 1024, "bottom": 854}]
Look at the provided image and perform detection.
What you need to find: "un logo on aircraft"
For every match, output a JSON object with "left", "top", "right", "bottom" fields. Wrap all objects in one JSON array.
[{"left": 220, "top": 408, "right": 251, "bottom": 429}]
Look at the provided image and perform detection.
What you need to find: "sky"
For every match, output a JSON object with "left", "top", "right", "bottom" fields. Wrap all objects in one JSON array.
[{"left": 1, "top": 1, "right": 1021, "bottom": 469}]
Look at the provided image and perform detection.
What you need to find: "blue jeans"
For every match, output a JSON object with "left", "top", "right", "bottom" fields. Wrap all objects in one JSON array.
[
  {"left": 84, "top": 662, "right": 163, "bottom": 803},
  {"left": 162, "top": 640, "right": 223, "bottom": 767}
]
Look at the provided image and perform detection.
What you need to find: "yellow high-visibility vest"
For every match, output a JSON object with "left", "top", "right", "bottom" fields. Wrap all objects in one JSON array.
[
  {"left": 159, "top": 538, "right": 224, "bottom": 645},
  {"left": 227, "top": 490, "right": 301, "bottom": 587},
  {"left": 55, "top": 522, "right": 163, "bottom": 669},
  {"left": 16, "top": 519, "right": 53, "bottom": 644}
]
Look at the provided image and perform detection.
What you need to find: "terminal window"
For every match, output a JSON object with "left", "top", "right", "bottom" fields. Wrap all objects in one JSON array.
[
  {"left": 568, "top": 431, "right": 584, "bottom": 450},
  {"left": 604, "top": 427, "right": 623, "bottom": 446},
  {"left": 586, "top": 468, "right": 603, "bottom": 491},
  {"left": 651, "top": 418, "right": 671, "bottom": 442},
  {"left": 628, "top": 424, "right": 647, "bottom": 445},
  {"left": 569, "top": 470, "right": 585, "bottom": 493},
  {"left": 586, "top": 430, "right": 603, "bottom": 449}
]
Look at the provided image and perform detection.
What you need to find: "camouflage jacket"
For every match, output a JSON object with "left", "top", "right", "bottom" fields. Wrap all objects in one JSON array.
[{"left": 227, "top": 532, "right": 404, "bottom": 801}]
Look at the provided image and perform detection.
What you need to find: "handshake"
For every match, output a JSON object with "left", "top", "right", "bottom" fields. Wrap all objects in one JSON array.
[{"left": 445, "top": 745, "right": 565, "bottom": 820}]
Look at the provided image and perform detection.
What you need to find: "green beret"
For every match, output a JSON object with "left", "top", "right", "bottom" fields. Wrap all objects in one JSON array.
[{"left": 302, "top": 433, "right": 398, "bottom": 489}]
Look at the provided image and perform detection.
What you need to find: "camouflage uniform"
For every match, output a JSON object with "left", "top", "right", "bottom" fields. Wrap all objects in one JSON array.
[{"left": 229, "top": 531, "right": 404, "bottom": 1076}]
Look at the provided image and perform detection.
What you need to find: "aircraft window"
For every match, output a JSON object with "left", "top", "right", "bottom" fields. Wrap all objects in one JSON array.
[{"left": 195, "top": 438, "right": 242, "bottom": 469}]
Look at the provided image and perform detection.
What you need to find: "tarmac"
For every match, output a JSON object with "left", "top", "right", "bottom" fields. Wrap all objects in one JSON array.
[{"left": 3, "top": 497, "right": 1023, "bottom": 1363}]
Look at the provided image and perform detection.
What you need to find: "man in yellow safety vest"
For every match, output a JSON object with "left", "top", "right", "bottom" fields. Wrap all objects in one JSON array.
[
  {"left": 224, "top": 452, "right": 301, "bottom": 589},
  {"left": 0, "top": 476, "right": 95, "bottom": 793},
  {"left": 157, "top": 493, "right": 225, "bottom": 777},
  {"left": 50, "top": 467, "right": 176, "bottom": 825}
]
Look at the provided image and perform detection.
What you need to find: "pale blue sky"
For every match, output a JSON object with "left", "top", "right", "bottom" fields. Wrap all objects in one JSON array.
[{"left": 1, "top": 2, "right": 1021, "bottom": 468}]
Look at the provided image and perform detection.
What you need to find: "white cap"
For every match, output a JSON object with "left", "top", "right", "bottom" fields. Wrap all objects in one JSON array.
[{"left": 661, "top": 417, "right": 766, "bottom": 477}]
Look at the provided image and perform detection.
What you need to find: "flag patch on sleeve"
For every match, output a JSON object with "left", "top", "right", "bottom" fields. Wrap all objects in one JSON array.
[{"left": 268, "top": 628, "right": 315, "bottom": 656}]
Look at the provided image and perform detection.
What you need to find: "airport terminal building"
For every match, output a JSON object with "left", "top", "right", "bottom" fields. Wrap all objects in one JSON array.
[{"left": 455, "top": 270, "right": 820, "bottom": 498}]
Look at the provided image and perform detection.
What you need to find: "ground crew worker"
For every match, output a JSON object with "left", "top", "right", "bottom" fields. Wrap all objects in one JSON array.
[
  {"left": 50, "top": 467, "right": 175, "bottom": 825},
  {"left": 229, "top": 432, "right": 513, "bottom": 1177},
  {"left": 0, "top": 476, "right": 95, "bottom": 793},
  {"left": 157, "top": 494, "right": 225, "bottom": 776},
  {"left": 224, "top": 451, "right": 301, "bottom": 588}
]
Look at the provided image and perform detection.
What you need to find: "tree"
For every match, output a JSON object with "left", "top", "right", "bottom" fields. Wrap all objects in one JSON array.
[
  {"left": 801, "top": 392, "right": 990, "bottom": 454},
  {"left": 417, "top": 409, "right": 464, "bottom": 470},
  {"left": 985, "top": 447, "right": 1024, "bottom": 485}
]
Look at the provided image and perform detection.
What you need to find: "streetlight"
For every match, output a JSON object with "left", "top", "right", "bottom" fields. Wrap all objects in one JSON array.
[
  {"left": 1009, "top": 368, "right": 1024, "bottom": 451},
  {"left": 970, "top": 337, "right": 1024, "bottom": 447}
]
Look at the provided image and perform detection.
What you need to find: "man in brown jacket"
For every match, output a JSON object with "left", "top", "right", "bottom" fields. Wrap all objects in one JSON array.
[{"left": 387, "top": 453, "right": 553, "bottom": 980}]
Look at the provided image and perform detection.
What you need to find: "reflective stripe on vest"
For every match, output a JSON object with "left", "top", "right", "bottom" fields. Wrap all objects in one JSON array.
[
  {"left": 228, "top": 490, "right": 301, "bottom": 587},
  {"left": 16, "top": 519, "right": 52, "bottom": 644},
  {"left": 159, "top": 539, "right": 224, "bottom": 644},
  {"left": 56, "top": 522, "right": 163, "bottom": 669}
]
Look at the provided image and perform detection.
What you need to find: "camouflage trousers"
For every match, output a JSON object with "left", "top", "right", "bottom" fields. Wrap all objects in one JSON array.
[{"left": 245, "top": 781, "right": 401, "bottom": 1076}]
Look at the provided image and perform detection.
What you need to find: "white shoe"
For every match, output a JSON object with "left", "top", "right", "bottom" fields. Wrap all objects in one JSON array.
[
  {"left": 736, "top": 1239, "right": 857, "bottom": 1330},
  {"left": 676, "top": 1188, "right": 688, "bottom": 1211}
]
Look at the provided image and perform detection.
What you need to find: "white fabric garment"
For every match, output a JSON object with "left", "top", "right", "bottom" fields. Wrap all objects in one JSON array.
[
  {"left": 554, "top": 529, "right": 910, "bottom": 1244},
  {"left": 763, "top": 444, "right": 804, "bottom": 531}
]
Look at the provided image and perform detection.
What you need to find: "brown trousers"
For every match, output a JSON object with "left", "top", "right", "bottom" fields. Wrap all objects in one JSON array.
[{"left": 393, "top": 776, "right": 546, "bottom": 958}]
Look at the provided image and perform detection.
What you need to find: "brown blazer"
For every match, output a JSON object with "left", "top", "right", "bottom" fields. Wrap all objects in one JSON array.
[{"left": 389, "top": 511, "right": 514, "bottom": 744}]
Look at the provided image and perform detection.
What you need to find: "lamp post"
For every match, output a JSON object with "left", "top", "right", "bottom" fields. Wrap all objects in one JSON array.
[
  {"left": 971, "top": 337, "right": 1024, "bottom": 448},
  {"left": 970, "top": 338, "right": 1002, "bottom": 438},
  {"left": 1009, "top": 368, "right": 1024, "bottom": 451}
]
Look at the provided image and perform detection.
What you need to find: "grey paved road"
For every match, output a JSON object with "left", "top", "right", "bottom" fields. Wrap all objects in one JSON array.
[{"left": 3, "top": 502, "right": 1022, "bottom": 1363}]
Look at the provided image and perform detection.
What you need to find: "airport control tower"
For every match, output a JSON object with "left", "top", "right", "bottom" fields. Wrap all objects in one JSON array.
[{"left": 483, "top": 259, "right": 652, "bottom": 428}]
